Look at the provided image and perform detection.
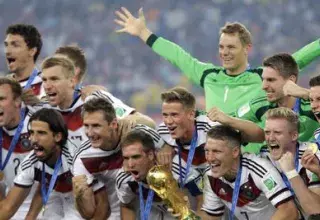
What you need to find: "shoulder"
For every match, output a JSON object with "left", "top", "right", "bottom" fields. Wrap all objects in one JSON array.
[
  {"left": 116, "top": 168, "right": 133, "bottom": 190},
  {"left": 242, "top": 154, "right": 270, "bottom": 179},
  {"left": 20, "top": 151, "right": 39, "bottom": 171}
]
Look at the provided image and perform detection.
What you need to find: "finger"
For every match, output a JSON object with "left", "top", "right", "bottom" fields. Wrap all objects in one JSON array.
[
  {"left": 115, "top": 11, "right": 128, "bottom": 22},
  {"left": 121, "top": 7, "right": 133, "bottom": 18},
  {"left": 115, "top": 28, "right": 127, "bottom": 33},
  {"left": 114, "top": 19, "right": 126, "bottom": 27},
  {"left": 138, "top": 7, "right": 145, "bottom": 20}
]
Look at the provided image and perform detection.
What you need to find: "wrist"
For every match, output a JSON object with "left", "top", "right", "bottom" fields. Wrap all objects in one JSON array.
[
  {"left": 285, "top": 169, "right": 299, "bottom": 180},
  {"left": 139, "top": 28, "right": 152, "bottom": 42}
]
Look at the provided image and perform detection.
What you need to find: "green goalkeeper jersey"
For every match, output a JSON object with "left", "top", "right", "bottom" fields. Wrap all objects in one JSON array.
[
  {"left": 147, "top": 35, "right": 320, "bottom": 114},
  {"left": 236, "top": 97, "right": 319, "bottom": 142}
]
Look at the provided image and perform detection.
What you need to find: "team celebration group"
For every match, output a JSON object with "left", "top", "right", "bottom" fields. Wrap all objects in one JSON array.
[{"left": 0, "top": 6, "right": 320, "bottom": 220}]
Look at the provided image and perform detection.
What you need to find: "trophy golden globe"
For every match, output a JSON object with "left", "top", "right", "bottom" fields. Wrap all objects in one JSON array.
[{"left": 146, "top": 165, "right": 201, "bottom": 220}]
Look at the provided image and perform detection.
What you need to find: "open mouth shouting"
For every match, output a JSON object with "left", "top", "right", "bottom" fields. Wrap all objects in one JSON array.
[
  {"left": 313, "top": 111, "right": 320, "bottom": 121},
  {"left": 6, "top": 57, "right": 16, "bottom": 68},
  {"left": 129, "top": 170, "right": 140, "bottom": 180},
  {"left": 167, "top": 126, "right": 177, "bottom": 134},
  {"left": 210, "top": 162, "right": 221, "bottom": 171},
  {"left": 33, "top": 144, "right": 45, "bottom": 158}
]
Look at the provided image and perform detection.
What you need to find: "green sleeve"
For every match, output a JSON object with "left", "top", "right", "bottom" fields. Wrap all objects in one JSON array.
[
  {"left": 292, "top": 39, "right": 320, "bottom": 70},
  {"left": 235, "top": 101, "right": 260, "bottom": 123},
  {"left": 147, "top": 34, "right": 217, "bottom": 86}
]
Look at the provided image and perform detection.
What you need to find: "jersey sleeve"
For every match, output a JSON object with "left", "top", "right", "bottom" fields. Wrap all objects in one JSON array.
[
  {"left": 147, "top": 34, "right": 216, "bottom": 86},
  {"left": 253, "top": 158, "right": 293, "bottom": 208},
  {"left": 292, "top": 38, "right": 320, "bottom": 71},
  {"left": 171, "top": 154, "right": 203, "bottom": 197},
  {"left": 133, "top": 124, "right": 165, "bottom": 150},
  {"left": 14, "top": 157, "right": 35, "bottom": 188},
  {"left": 115, "top": 170, "right": 136, "bottom": 204},
  {"left": 72, "top": 154, "right": 105, "bottom": 192},
  {"left": 85, "top": 90, "right": 135, "bottom": 119},
  {"left": 201, "top": 174, "right": 225, "bottom": 216}
]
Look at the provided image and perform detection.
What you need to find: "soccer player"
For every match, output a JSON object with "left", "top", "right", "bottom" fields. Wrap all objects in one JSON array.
[
  {"left": 201, "top": 125, "right": 298, "bottom": 220},
  {"left": 4, "top": 24, "right": 44, "bottom": 98},
  {"left": 0, "top": 77, "right": 39, "bottom": 219},
  {"left": 0, "top": 108, "right": 82, "bottom": 220},
  {"left": 261, "top": 107, "right": 320, "bottom": 217},
  {"left": 72, "top": 98, "right": 162, "bottom": 220},
  {"left": 308, "top": 75, "right": 320, "bottom": 140},
  {"left": 54, "top": 44, "right": 153, "bottom": 124},
  {"left": 116, "top": 129, "right": 201, "bottom": 220},
  {"left": 157, "top": 86, "right": 263, "bottom": 172},
  {"left": 209, "top": 53, "right": 319, "bottom": 153},
  {"left": 114, "top": 7, "right": 320, "bottom": 114}
]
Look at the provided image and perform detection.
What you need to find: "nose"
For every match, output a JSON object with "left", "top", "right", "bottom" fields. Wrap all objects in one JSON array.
[
  {"left": 262, "top": 80, "right": 268, "bottom": 90},
  {"left": 29, "top": 133, "right": 38, "bottom": 144},
  {"left": 310, "top": 100, "right": 319, "bottom": 110},
  {"left": 85, "top": 126, "right": 94, "bottom": 138},
  {"left": 205, "top": 151, "right": 216, "bottom": 163},
  {"left": 164, "top": 116, "right": 173, "bottom": 125},
  {"left": 127, "top": 158, "right": 135, "bottom": 169},
  {"left": 43, "top": 81, "right": 53, "bottom": 91}
]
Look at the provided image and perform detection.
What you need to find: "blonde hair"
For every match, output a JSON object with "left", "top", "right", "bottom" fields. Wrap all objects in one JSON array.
[
  {"left": 41, "top": 55, "right": 75, "bottom": 79},
  {"left": 161, "top": 86, "right": 195, "bottom": 110},
  {"left": 266, "top": 107, "right": 299, "bottom": 131}
]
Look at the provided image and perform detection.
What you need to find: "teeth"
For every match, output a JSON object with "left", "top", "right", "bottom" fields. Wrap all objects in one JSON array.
[{"left": 314, "top": 112, "right": 320, "bottom": 118}]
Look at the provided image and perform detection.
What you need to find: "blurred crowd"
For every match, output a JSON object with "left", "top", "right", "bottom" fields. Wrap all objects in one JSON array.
[{"left": 0, "top": 0, "right": 320, "bottom": 119}]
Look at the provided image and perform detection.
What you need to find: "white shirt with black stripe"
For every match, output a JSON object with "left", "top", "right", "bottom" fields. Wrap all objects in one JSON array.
[
  {"left": 86, "top": 90, "right": 135, "bottom": 119},
  {"left": 14, "top": 143, "right": 82, "bottom": 219},
  {"left": 72, "top": 123, "right": 164, "bottom": 220},
  {"left": 158, "top": 114, "right": 220, "bottom": 170},
  {"left": 260, "top": 142, "right": 320, "bottom": 218},
  {"left": 201, "top": 153, "right": 293, "bottom": 220}
]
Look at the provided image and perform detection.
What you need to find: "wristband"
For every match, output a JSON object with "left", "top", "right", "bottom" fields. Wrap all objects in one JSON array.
[{"left": 285, "top": 169, "right": 299, "bottom": 180}]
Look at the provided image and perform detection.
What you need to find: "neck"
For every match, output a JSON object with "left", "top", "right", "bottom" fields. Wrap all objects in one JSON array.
[
  {"left": 226, "top": 61, "right": 248, "bottom": 76},
  {"left": 5, "top": 111, "right": 21, "bottom": 130},
  {"left": 277, "top": 96, "right": 296, "bottom": 108},
  {"left": 45, "top": 147, "right": 62, "bottom": 168},
  {"left": 58, "top": 90, "right": 75, "bottom": 109},
  {"left": 14, "top": 63, "right": 35, "bottom": 81},
  {"left": 179, "top": 123, "right": 195, "bottom": 144},
  {"left": 223, "top": 156, "right": 241, "bottom": 182}
]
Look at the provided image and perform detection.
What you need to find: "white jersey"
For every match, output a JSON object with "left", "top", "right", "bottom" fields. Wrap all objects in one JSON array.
[
  {"left": 260, "top": 142, "right": 320, "bottom": 218},
  {"left": 158, "top": 114, "right": 220, "bottom": 170},
  {"left": 87, "top": 90, "right": 135, "bottom": 119},
  {"left": 14, "top": 144, "right": 82, "bottom": 220},
  {"left": 201, "top": 154, "right": 293, "bottom": 220},
  {"left": 72, "top": 121, "right": 164, "bottom": 220},
  {"left": 313, "top": 127, "right": 320, "bottom": 142},
  {"left": 0, "top": 107, "right": 37, "bottom": 219},
  {"left": 116, "top": 154, "right": 203, "bottom": 220},
  {"left": 13, "top": 70, "right": 46, "bottom": 99}
]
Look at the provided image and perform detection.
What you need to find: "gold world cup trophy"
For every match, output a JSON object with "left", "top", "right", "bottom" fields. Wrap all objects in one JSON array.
[{"left": 146, "top": 165, "right": 201, "bottom": 220}]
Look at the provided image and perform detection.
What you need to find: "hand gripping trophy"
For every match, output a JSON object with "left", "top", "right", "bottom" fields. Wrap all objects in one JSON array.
[{"left": 147, "top": 165, "right": 201, "bottom": 220}]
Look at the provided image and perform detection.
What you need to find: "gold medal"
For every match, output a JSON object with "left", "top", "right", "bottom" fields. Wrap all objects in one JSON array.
[
  {"left": 42, "top": 205, "right": 46, "bottom": 216},
  {"left": 308, "top": 143, "right": 318, "bottom": 154},
  {"left": 0, "top": 171, "right": 4, "bottom": 181}
]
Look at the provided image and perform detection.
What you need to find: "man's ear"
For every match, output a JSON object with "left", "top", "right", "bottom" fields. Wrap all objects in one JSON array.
[
  {"left": 54, "top": 132, "right": 63, "bottom": 143},
  {"left": 29, "top": 47, "right": 37, "bottom": 60}
]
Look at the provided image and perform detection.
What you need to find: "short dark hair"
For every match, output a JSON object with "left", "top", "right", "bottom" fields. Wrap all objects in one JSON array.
[
  {"left": 82, "top": 98, "right": 116, "bottom": 123},
  {"left": 0, "top": 77, "right": 22, "bottom": 99},
  {"left": 161, "top": 87, "right": 195, "bottom": 110},
  {"left": 28, "top": 108, "right": 68, "bottom": 146},
  {"left": 207, "top": 125, "right": 242, "bottom": 148},
  {"left": 309, "top": 75, "right": 320, "bottom": 87},
  {"left": 121, "top": 129, "right": 155, "bottom": 153},
  {"left": 263, "top": 53, "right": 299, "bottom": 80},
  {"left": 6, "top": 24, "right": 42, "bottom": 62},
  {"left": 220, "top": 22, "right": 252, "bottom": 46},
  {"left": 55, "top": 44, "right": 87, "bottom": 81}
]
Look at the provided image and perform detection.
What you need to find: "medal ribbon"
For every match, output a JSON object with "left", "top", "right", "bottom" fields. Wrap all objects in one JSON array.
[{"left": 139, "top": 182, "right": 154, "bottom": 220}]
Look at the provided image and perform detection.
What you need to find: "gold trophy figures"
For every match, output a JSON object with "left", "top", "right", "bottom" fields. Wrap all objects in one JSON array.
[{"left": 146, "top": 165, "right": 201, "bottom": 220}]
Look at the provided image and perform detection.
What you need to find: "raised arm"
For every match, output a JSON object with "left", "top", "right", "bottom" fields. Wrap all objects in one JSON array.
[
  {"left": 0, "top": 185, "right": 31, "bottom": 220},
  {"left": 207, "top": 107, "right": 265, "bottom": 143},
  {"left": 114, "top": 7, "right": 215, "bottom": 86},
  {"left": 292, "top": 38, "right": 320, "bottom": 71}
]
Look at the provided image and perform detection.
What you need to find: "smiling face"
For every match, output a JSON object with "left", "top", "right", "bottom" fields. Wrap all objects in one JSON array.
[
  {"left": 205, "top": 138, "right": 240, "bottom": 178},
  {"left": 264, "top": 118, "right": 298, "bottom": 161},
  {"left": 262, "top": 67, "right": 289, "bottom": 103},
  {"left": 219, "top": 33, "right": 249, "bottom": 74},
  {"left": 162, "top": 101, "right": 195, "bottom": 141},
  {"left": 29, "top": 120, "right": 61, "bottom": 162},
  {"left": 310, "top": 86, "right": 320, "bottom": 122},
  {"left": 4, "top": 34, "right": 35, "bottom": 74},
  {"left": 83, "top": 111, "right": 118, "bottom": 150},
  {"left": 122, "top": 142, "right": 155, "bottom": 181},
  {"left": 42, "top": 65, "right": 75, "bottom": 109},
  {"left": 0, "top": 84, "right": 21, "bottom": 128}
]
